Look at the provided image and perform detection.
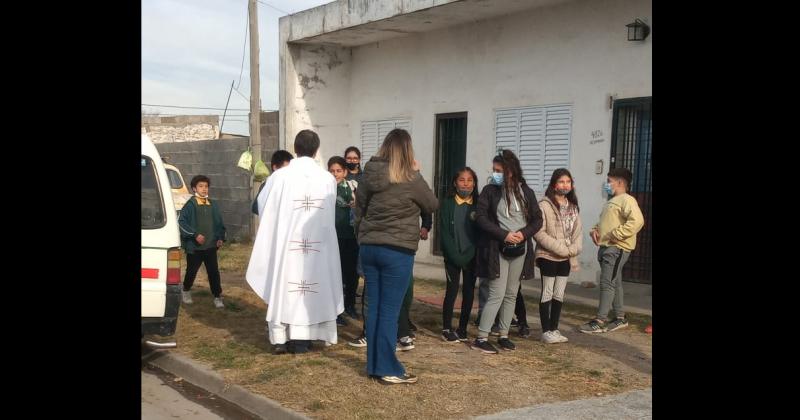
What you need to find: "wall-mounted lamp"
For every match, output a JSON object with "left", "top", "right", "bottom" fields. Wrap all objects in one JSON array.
[{"left": 626, "top": 18, "right": 650, "bottom": 41}]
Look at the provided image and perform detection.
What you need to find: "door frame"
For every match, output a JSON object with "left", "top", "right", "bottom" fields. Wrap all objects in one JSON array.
[
  {"left": 432, "top": 112, "right": 468, "bottom": 256},
  {"left": 609, "top": 96, "right": 652, "bottom": 284}
]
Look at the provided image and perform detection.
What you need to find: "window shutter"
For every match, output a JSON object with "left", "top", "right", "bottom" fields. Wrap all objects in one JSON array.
[
  {"left": 543, "top": 105, "right": 572, "bottom": 191},
  {"left": 495, "top": 104, "right": 572, "bottom": 193},
  {"left": 360, "top": 121, "right": 379, "bottom": 163},
  {"left": 360, "top": 118, "right": 412, "bottom": 162}
]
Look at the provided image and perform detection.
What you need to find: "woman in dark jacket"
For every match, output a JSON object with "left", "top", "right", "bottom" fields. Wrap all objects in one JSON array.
[
  {"left": 471, "top": 150, "right": 543, "bottom": 354},
  {"left": 355, "top": 129, "right": 438, "bottom": 385}
]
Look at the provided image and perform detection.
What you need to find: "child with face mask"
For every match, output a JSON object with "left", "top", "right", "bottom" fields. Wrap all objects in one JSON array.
[
  {"left": 579, "top": 168, "right": 644, "bottom": 334},
  {"left": 532, "top": 168, "right": 583, "bottom": 344},
  {"left": 439, "top": 168, "right": 480, "bottom": 342}
]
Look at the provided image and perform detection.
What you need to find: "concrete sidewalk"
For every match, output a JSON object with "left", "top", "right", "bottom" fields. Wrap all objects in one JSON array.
[
  {"left": 413, "top": 261, "right": 651, "bottom": 316},
  {"left": 475, "top": 388, "right": 652, "bottom": 420},
  {"left": 142, "top": 346, "right": 310, "bottom": 420}
]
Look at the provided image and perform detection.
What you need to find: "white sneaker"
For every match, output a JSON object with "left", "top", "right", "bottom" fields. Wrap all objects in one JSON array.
[
  {"left": 541, "top": 331, "right": 558, "bottom": 344},
  {"left": 181, "top": 290, "right": 193, "bottom": 304},
  {"left": 213, "top": 297, "right": 224, "bottom": 308},
  {"left": 552, "top": 330, "right": 569, "bottom": 343}
]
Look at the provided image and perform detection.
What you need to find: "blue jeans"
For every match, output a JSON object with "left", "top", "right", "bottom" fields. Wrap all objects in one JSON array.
[{"left": 361, "top": 244, "right": 414, "bottom": 377}]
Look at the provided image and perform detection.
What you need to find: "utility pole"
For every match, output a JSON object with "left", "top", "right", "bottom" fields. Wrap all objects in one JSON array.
[{"left": 248, "top": 0, "right": 261, "bottom": 240}]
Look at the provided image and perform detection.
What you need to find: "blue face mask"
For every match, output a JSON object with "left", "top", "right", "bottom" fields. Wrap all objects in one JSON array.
[
  {"left": 457, "top": 189, "right": 473, "bottom": 198},
  {"left": 491, "top": 172, "right": 504, "bottom": 185},
  {"left": 603, "top": 182, "right": 613, "bottom": 196}
]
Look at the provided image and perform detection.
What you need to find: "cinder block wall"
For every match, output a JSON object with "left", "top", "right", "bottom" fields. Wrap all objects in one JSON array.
[{"left": 155, "top": 110, "right": 280, "bottom": 242}]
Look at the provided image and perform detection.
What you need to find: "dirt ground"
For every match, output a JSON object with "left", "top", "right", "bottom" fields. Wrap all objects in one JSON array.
[{"left": 166, "top": 244, "right": 651, "bottom": 419}]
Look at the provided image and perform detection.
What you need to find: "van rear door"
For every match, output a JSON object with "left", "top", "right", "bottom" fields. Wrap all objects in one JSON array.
[{"left": 141, "top": 154, "right": 180, "bottom": 317}]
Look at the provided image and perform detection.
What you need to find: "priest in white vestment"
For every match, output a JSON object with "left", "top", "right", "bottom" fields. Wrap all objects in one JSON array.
[{"left": 246, "top": 130, "right": 344, "bottom": 353}]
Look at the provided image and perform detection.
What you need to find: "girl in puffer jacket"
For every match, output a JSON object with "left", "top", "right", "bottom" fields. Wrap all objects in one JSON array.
[{"left": 533, "top": 168, "right": 583, "bottom": 344}]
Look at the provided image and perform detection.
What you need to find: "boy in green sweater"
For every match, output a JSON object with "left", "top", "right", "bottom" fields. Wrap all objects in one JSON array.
[{"left": 179, "top": 175, "right": 227, "bottom": 309}]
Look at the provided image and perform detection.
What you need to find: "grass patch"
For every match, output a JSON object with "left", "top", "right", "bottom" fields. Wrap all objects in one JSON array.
[
  {"left": 192, "top": 342, "right": 256, "bottom": 370},
  {"left": 217, "top": 243, "right": 252, "bottom": 274},
  {"left": 300, "top": 358, "right": 331, "bottom": 367},
  {"left": 306, "top": 400, "right": 325, "bottom": 412},
  {"left": 174, "top": 243, "right": 651, "bottom": 419},
  {"left": 257, "top": 365, "right": 294, "bottom": 382}
]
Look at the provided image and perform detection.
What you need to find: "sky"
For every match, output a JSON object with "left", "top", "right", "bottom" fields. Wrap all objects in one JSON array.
[{"left": 142, "top": 0, "right": 331, "bottom": 135}]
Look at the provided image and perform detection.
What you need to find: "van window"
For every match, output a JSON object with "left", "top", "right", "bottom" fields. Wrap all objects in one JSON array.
[
  {"left": 166, "top": 168, "right": 184, "bottom": 190},
  {"left": 142, "top": 157, "right": 166, "bottom": 229}
]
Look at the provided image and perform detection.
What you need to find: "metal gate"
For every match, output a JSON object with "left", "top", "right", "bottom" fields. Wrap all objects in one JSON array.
[
  {"left": 432, "top": 112, "right": 468, "bottom": 256},
  {"left": 610, "top": 97, "right": 652, "bottom": 284}
]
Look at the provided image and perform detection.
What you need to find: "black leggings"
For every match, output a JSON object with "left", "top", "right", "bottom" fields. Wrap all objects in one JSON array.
[
  {"left": 338, "top": 238, "right": 359, "bottom": 310},
  {"left": 442, "top": 260, "right": 476, "bottom": 333},
  {"left": 536, "top": 258, "right": 570, "bottom": 332}
]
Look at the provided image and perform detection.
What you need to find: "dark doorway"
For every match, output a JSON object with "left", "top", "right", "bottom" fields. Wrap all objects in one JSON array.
[
  {"left": 432, "top": 113, "right": 468, "bottom": 255},
  {"left": 610, "top": 97, "right": 652, "bottom": 284}
]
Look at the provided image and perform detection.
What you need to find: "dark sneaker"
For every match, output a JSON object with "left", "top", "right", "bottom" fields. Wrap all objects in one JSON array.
[
  {"left": 348, "top": 335, "right": 367, "bottom": 348},
  {"left": 288, "top": 340, "right": 310, "bottom": 354},
  {"left": 606, "top": 318, "right": 629, "bottom": 332},
  {"left": 497, "top": 337, "right": 516, "bottom": 351},
  {"left": 578, "top": 319, "right": 608, "bottom": 334},
  {"left": 396, "top": 338, "right": 415, "bottom": 351},
  {"left": 518, "top": 325, "right": 531, "bottom": 338},
  {"left": 470, "top": 338, "right": 498, "bottom": 354},
  {"left": 454, "top": 330, "right": 469, "bottom": 342},
  {"left": 380, "top": 374, "right": 418, "bottom": 384},
  {"left": 490, "top": 324, "right": 501, "bottom": 336},
  {"left": 272, "top": 343, "right": 288, "bottom": 355},
  {"left": 336, "top": 315, "right": 348, "bottom": 326},
  {"left": 441, "top": 329, "right": 459, "bottom": 342},
  {"left": 510, "top": 318, "right": 519, "bottom": 327}
]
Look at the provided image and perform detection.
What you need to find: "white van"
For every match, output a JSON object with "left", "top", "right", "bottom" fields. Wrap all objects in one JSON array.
[
  {"left": 163, "top": 159, "right": 193, "bottom": 212},
  {"left": 141, "top": 134, "right": 182, "bottom": 338}
]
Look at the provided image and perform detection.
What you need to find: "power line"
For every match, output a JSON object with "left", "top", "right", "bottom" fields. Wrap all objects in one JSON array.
[
  {"left": 142, "top": 103, "right": 251, "bottom": 111},
  {"left": 257, "top": 0, "right": 289, "bottom": 15},
  {"left": 236, "top": 5, "right": 249, "bottom": 90},
  {"left": 233, "top": 85, "right": 250, "bottom": 102}
]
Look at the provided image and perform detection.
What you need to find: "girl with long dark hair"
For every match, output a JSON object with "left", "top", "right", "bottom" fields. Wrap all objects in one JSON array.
[{"left": 471, "top": 150, "right": 542, "bottom": 353}]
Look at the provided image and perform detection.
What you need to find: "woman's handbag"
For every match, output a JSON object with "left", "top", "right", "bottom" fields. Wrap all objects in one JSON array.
[{"left": 499, "top": 241, "right": 526, "bottom": 258}]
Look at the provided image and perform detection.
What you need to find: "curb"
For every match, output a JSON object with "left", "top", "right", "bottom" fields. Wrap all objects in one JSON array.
[{"left": 144, "top": 350, "right": 311, "bottom": 420}]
